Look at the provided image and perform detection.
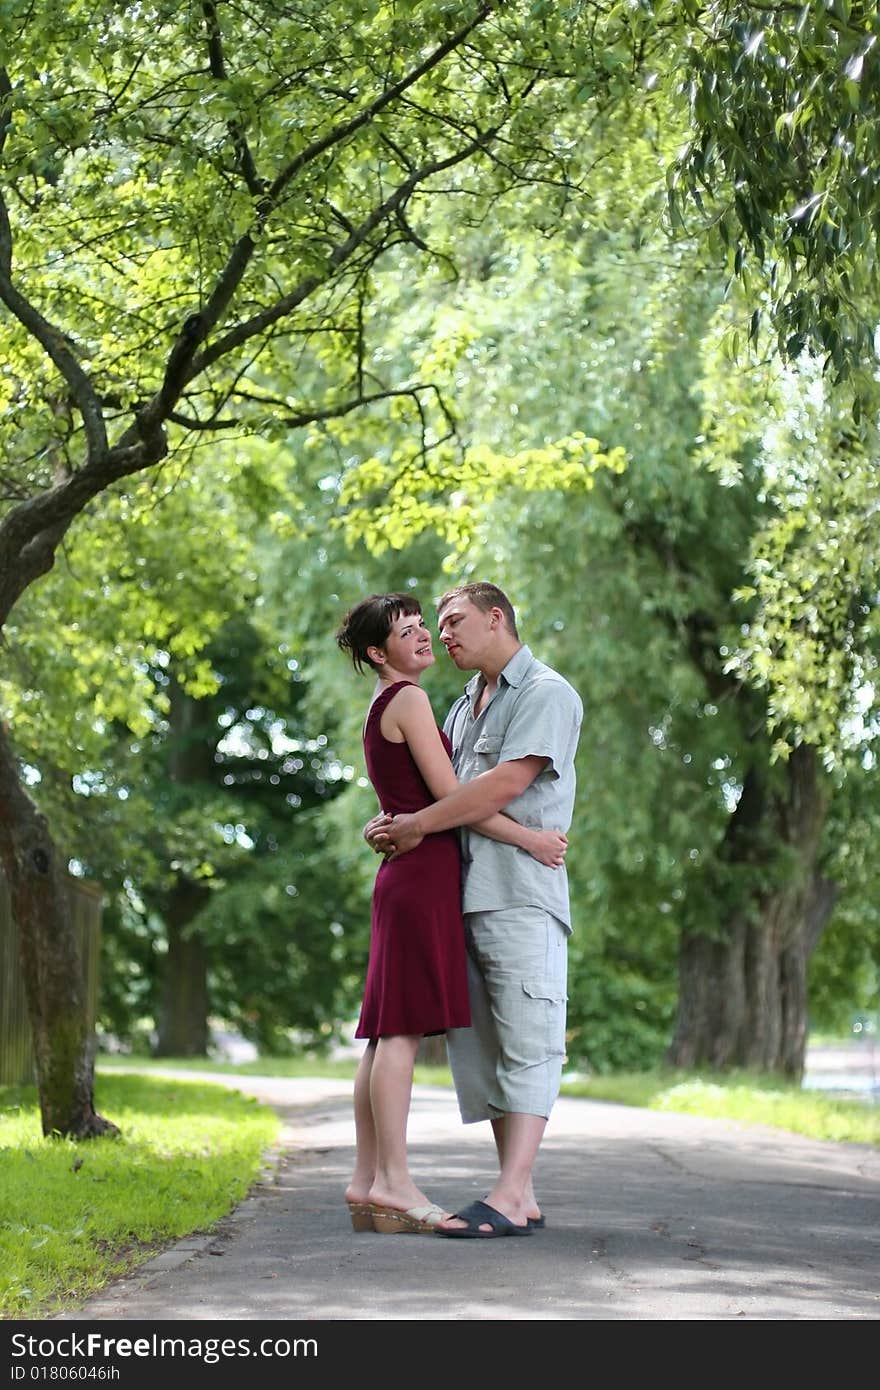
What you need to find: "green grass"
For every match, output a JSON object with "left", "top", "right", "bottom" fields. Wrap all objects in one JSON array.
[
  {"left": 96, "top": 1051, "right": 361, "bottom": 1079},
  {"left": 0, "top": 1072, "right": 279, "bottom": 1320},
  {"left": 559, "top": 1069, "right": 880, "bottom": 1145},
  {"left": 2, "top": 1053, "right": 876, "bottom": 1321}
]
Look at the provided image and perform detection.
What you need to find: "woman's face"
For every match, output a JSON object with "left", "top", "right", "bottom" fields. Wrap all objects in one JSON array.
[{"left": 373, "top": 609, "right": 434, "bottom": 678}]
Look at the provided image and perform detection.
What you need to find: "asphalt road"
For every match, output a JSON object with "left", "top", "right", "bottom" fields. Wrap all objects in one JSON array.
[{"left": 46, "top": 1069, "right": 880, "bottom": 1325}]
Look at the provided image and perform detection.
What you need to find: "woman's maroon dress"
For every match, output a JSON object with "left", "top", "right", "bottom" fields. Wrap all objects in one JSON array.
[{"left": 355, "top": 681, "right": 471, "bottom": 1039}]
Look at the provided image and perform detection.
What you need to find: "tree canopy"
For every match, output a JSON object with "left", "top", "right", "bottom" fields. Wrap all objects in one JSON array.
[{"left": 668, "top": 0, "right": 880, "bottom": 383}]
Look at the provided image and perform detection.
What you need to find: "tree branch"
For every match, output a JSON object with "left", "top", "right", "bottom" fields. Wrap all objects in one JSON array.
[
  {"left": 0, "top": 65, "right": 11, "bottom": 157},
  {"left": 191, "top": 128, "right": 498, "bottom": 377},
  {"left": 0, "top": 270, "right": 108, "bottom": 462},
  {"left": 168, "top": 384, "right": 450, "bottom": 433},
  {"left": 1, "top": 60, "right": 108, "bottom": 460},
  {"left": 264, "top": 3, "right": 496, "bottom": 209},
  {"left": 0, "top": 435, "right": 167, "bottom": 623},
  {"left": 201, "top": 1, "right": 266, "bottom": 198},
  {"left": 136, "top": 3, "right": 499, "bottom": 427}
]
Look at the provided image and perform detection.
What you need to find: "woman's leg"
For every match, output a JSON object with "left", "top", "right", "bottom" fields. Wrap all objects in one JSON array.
[
  {"left": 345, "top": 1040, "right": 377, "bottom": 1205},
  {"left": 368, "top": 1033, "right": 439, "bottom": 1210}
]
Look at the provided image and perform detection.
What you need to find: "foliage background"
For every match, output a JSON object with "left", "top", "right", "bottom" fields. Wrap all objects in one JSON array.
[{"left": 1, "top": 0, "right": 879, "bottom": 1072}]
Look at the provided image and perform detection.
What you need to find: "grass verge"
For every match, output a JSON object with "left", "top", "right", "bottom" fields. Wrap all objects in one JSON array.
[
  {"left": 0, "top": 1072, "right": 279, "bottom": 1320},
  {"left": 559, "top": 1069, "right": 880, "bottom": 1145},
  {"left": 96, "top": 1052, "right": 360, "bottom": 1079}
]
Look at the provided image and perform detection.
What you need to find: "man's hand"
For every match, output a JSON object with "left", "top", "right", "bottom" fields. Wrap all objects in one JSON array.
[{"left": 382, "top": 812, "right": 424, "bottom": 859}]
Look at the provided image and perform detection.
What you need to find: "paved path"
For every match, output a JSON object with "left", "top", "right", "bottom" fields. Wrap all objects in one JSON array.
[{"left": 51, "top": 1073, "right": 880, "bottom": 1323}]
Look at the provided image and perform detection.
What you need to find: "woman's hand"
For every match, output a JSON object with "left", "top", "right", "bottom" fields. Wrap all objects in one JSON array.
[
  {"left": 364, "top": 811, "right": 395, "bottom": 856},
  {"left": 527, "top": 829, "right": 568, "bottom": 868}
]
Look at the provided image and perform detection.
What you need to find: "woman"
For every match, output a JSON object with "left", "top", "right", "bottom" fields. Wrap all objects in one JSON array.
[{"left": 335, "top": 592, "right": 567, "bottom": 1234}]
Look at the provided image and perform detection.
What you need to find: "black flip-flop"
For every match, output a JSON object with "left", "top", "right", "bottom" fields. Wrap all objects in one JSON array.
[
  {"left": 527, "top": 1215, "right": 546, "bottom": 1229},
  {"left": 435, "top": 1199, "right": 533, "bottom": 1238}
]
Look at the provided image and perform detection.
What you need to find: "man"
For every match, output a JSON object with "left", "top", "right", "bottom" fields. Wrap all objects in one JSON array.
[{"left": 369, "top": 581, "right": 582, "bottom": 1238}]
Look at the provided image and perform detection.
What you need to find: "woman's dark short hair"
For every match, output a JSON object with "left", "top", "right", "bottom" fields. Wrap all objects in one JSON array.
[{"left": 335, "top": 592, "right": 422, "bottom": 674}]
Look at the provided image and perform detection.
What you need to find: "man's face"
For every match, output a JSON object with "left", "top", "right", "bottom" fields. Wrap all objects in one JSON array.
[{"left": 437, "top": 597, "right": 492, "bottom": 670}]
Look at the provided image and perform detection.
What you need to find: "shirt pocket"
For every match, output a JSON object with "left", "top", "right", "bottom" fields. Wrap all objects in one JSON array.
[{"left": 473, "top": 733, "right": 504, "bottom": 767}]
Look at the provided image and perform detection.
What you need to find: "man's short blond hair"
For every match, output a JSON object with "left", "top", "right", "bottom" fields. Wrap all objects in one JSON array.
[{"left": 437, "top": 582, "right": 518, "bottom": 638}]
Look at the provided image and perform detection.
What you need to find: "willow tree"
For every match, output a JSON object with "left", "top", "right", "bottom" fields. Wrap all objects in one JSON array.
[
  {"left": 278, "top": 1, "right": 880, "bottom": 1077},
  {"left": 305, "top": 142, "right": 879, "bottom": 1079},
  {"left": 669, "top": 0, "right": 880, "bottom": 387}
]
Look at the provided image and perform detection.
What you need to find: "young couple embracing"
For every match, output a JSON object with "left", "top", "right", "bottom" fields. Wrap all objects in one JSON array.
[{"left": 335, "top": 582, "right": 582, "bottom": 1239}]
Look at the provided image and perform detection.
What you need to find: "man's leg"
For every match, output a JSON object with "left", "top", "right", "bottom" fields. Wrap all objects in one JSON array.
[
  {"left": 445, "top": 921, "right": 499, "bottom": 1123},
  {"left": 491, "top": 1115, "right": 543, "bottom": 1223},
  {"left": 441, "top": 908, "right": 568, "bottom": 1233},
  {"left": 476, "top": 1113, "right": 545, "bottom": 1225},
  {"left": 441, "top": 1112, "right": 545, "bottom": 1232}
]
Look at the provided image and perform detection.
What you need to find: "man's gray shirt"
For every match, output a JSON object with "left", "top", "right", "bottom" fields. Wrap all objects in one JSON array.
[{"left": 442, "top": 645, "right": 583, "bottom": 931}]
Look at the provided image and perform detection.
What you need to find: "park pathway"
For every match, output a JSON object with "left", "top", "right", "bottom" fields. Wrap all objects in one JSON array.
[{"left": 53, "top": 1071, "right": 880, "bottom": 1322}]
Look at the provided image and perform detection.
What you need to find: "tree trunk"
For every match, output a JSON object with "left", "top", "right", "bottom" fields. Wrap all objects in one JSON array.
[
  {"left": 152, "top": 674, "right": 214, "bottom": 1057},
  {"left": 0, "top": 723, "right": 118, "bottom": 1138},
  {"left": 154, "top": 883, "right": 211, "bottom": 1057},
  {"left": 667, "top": 744, "right": 837, "bottom": 1079}
]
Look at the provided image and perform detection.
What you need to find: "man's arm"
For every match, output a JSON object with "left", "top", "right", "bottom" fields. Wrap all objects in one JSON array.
[
  {"left": 383, "top": 756, "right": 548, "bottom": 856},
  {"left": 476, "top": 816, "right": 568, "bottom": 867}
]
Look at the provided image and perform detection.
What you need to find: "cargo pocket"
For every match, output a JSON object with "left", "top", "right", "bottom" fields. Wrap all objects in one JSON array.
[{"left": 522, "top": 978, "right": 567, "bottom": 1057}]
